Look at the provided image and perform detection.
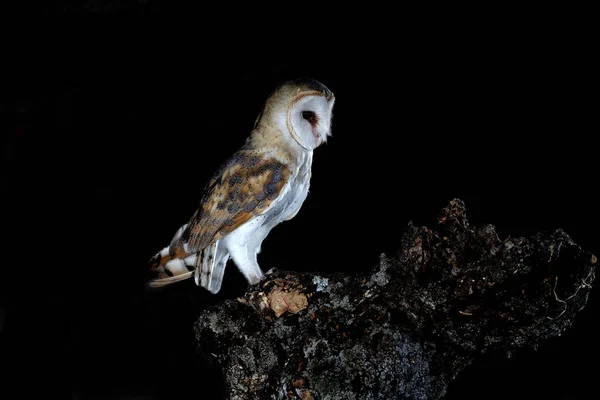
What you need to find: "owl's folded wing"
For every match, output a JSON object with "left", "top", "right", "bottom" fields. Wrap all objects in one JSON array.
[{"left": 181, "top": 150, "right": 293, "bottom": 253}]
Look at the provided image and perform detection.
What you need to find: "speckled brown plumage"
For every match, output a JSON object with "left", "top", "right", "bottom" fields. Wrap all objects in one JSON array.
[
  {"left": 145, "top": 78, "right": 335, "bottom": 293},
  {"left": 183, "top": 149, "right": 293, "bottom": 254}
]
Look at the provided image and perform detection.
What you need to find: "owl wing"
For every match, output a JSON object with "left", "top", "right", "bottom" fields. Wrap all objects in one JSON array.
[{"left": 181, "top": 149, "right": 293, "bottom": 254}]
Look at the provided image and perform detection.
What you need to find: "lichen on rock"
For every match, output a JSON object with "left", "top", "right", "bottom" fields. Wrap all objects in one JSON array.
[{"left": 194, "top": 199, "right": 596, "bottom": 399}]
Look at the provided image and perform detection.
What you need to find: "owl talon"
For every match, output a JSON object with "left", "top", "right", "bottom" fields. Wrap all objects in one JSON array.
[{"left": 247, "top": 274, "right": 263, "bottom": 286}]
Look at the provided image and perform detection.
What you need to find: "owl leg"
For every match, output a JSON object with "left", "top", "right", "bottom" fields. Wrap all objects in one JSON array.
[
  {"left": 228, "top": 243, "right": 264, "bottom": 286},
  {"left": 223, "top": 219, "right": 271, "bottom": 287},
  {"left": 226, "top": 226, "right": 270, "bottom": 286}
]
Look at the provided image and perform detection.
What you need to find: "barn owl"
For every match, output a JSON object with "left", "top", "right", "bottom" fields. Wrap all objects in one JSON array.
[{"left": 145, "top": 78, "right": 335, "bottom": 294}]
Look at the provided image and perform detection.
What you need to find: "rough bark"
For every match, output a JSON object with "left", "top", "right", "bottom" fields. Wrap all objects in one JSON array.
[{"left": 194, "top": 199, "right": 596, "bottom": 400}]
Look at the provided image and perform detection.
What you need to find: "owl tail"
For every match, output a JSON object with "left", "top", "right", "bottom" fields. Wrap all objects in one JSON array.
[
  {"left": 194, "top": 240, "right": 229, "bottom": 294},
  {"left": 145, "top": 225, "right": 230, "bottom": 294},
  {"left": 145, "top": 224, "right": 195, "bottom": 288}
]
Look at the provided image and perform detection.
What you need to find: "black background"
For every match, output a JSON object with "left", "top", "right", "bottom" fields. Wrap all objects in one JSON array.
[{"left": 1, "top": 19, "right": 597, "bottom": 399}]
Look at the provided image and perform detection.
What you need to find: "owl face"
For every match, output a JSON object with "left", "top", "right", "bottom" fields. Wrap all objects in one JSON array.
[
  {"left": 260, "top": 79, "right": 335, "bottom": 151},
  {"left": 287, "top": 92, "right": 335, "bottom": 150}
]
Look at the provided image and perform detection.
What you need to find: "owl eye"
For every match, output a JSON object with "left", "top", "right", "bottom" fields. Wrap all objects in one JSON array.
[{"left": 302, "top": 111, "right": 317, "bottom": 125}]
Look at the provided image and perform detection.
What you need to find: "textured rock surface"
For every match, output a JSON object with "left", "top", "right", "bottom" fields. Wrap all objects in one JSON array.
[{"left": 194, "top": 199, "right": 596, "bottom": 399}]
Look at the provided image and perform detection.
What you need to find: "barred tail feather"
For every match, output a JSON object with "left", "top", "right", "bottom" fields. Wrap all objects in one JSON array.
[
  {"left": 194, "top": 240, "right": 229, "bottom": 294},
  {"left": 145, "top": 224, "right": 195, "bottom": 289},
  {"left": 146, "top": 225, "right": 230, "bottom": 293}
]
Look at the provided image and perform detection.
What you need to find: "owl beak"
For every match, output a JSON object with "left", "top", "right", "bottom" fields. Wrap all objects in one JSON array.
[{"left": 312, "top": 129, "right": 322, "bottom": 145}]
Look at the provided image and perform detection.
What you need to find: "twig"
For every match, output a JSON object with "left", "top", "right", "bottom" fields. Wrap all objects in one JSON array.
[{"left": 547, "top": 269, "right": 595, "bottom": 320}]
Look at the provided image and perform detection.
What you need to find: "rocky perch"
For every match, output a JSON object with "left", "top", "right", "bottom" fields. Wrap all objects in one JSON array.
[{"left": 194, "top": 199, "right": 596, "bottom": 400}]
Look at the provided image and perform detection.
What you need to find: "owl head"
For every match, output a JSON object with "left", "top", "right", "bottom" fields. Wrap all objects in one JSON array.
[{"left": 257, "top": 78, "right": 335, "bottom": 151}]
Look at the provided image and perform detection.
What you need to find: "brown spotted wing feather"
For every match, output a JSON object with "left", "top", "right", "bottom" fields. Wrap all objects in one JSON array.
[{"left": 181, "top": 149, "right": 292, "bottom": 253}]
